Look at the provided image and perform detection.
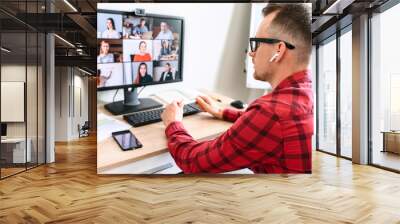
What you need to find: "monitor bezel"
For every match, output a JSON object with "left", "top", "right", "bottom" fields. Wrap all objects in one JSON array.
[{"left": 97, "top": 9, "right": 184, "bottom": 91}]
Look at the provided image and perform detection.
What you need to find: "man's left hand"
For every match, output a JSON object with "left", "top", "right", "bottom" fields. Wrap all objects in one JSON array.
[{"left": 161, "top": 100, "right": 184, "bottom": 127}]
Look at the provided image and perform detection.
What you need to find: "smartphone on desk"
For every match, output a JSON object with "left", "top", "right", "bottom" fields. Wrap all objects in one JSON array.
[{"left": 112, "top": 130, "right": 142, "bottom": 151}]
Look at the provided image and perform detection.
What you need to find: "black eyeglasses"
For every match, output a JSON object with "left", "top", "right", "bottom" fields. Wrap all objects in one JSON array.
[{"left": 249, "top": 37, "right": 295, "bottom": 52}]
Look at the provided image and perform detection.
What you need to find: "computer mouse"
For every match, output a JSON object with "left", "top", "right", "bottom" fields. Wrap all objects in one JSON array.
[{"left": 230, "top": 100, "right": 245, "bottom": 109}]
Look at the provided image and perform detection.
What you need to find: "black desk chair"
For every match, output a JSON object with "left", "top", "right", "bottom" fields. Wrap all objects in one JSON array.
[{"left": 78, "top": 121, "right": 90, "bottom": 138}]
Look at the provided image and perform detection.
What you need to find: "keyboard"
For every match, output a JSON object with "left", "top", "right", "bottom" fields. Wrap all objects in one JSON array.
[{"left": 124, "top": 102, "right": 201, "bottom": 127}]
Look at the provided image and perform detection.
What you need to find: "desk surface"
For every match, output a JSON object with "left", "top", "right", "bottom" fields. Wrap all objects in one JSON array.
[{"left": 97, "top": 91, "right": 236, "bottom": 173}]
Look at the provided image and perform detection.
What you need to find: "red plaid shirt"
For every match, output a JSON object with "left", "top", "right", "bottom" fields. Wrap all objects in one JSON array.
[{"left": 165, "top": 70, "right": 314, "bottom": 174}]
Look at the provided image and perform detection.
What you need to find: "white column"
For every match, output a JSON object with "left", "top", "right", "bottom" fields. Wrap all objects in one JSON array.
[
  {"left": 46, "top": 33, "right": 55, "bottom": 163},
  {"left": 352, "top": 14, "right": 369, "bottom": 164}
]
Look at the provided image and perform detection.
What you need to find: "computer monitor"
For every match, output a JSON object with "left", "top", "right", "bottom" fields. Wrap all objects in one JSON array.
[
  {"left": 1, "top": 123, "right": 7, "bottom": 138},
  {"left": 97, "top": 10, "right": 184, "bottom": 115}
]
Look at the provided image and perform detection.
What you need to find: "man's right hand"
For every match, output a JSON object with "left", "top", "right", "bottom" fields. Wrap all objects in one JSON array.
[{"left": 195, "top": 95, "right": 223, "bottom": 120}]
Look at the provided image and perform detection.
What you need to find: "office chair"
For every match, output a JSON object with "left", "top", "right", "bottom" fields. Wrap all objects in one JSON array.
[{"left": 78, "top": 121, "right": 90, "bottom": 138}]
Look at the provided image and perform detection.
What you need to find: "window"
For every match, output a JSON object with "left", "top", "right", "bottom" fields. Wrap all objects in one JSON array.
[
  {"left": 370, "top": 2, "right": 400, "bottom": 171},
  {"left": 317, "top": 36, "right": 337, "bottom": 154},
  {"left": 339, "top": 27, "right": 352, "bottom": 158}
]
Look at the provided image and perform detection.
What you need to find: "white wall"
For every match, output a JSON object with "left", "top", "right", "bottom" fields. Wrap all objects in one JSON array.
[
  {"left": 54, "top": 67, "right": 89, "bottom": 141},
  {"left": 1, "top": 65, "right": 26, "bottom": 139},
  {"left": 72, "top": 74, "right": 89, "bottom": 138},
  {"left": 55, "top": 67, "right": 69, "bottom": 141},
  {"left": 1, "top": 64, "right": 25, "bottom": 126},
  {"left": 1, "top": 64, "right": 46, "bottom": 164},
  {"left": 1, "top": 65, "right": 38, "bottom": 138},
  {"left": 97, "top": 3, "right": 265, "bottom": 104}
]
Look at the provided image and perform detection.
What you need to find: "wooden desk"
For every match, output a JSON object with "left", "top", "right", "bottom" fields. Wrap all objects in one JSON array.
[
  {"left": 97, "top": 91, "right": 235, "bottom": 174},
  {"left": 1, "top": 138, "right": 32, "bottom": 164}
]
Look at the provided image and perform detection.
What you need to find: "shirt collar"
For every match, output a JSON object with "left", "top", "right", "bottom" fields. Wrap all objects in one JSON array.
[{"left": 274, "top": 70, "right": 311, "bottom": 90}]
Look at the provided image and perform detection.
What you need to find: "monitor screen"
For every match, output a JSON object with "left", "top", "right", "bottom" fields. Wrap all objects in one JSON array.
[{"left": 97, "top": 11, "right": 183, "bottom": 91}]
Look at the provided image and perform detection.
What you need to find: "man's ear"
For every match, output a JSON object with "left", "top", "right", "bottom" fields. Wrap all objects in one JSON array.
[{"left": 274, "top": 42, "right": 287, "bottom": 62}]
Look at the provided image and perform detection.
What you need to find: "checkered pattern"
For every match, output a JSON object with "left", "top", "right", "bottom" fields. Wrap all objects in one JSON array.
[{"left": 165, "top": 70, "right": 314, "bottom": 174}]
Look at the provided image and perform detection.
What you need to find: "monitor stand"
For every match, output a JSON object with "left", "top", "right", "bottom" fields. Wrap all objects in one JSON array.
[{"left": 104, "top": 87, "right": 163, "bottom": 115}]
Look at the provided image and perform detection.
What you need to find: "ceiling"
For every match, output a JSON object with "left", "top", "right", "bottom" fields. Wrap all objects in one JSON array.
[{"left": 0, "top": 0, "right": 98, "bottom": 73}]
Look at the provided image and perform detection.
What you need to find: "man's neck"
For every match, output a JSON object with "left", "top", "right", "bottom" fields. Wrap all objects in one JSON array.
[{"left": 268, "top": 64, "right": 308, "bottom": 89}]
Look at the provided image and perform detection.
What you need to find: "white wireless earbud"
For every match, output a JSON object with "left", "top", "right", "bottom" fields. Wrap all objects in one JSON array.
[{"left": 269, "top": 53, "right": 280, "bottom": 62}]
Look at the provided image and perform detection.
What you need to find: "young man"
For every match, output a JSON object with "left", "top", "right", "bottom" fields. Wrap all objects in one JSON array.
[
  {"left": 161, "top": 4, "right": 313, "bottom": 174},
  {"left": 132, "top": 18, "right": 149, "bottom": 37},
  {"left": 155, "top": 22, "right": 174, "bottom": 40}
]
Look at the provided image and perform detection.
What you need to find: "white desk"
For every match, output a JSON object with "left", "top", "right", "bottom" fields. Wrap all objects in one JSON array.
[{"left": 1, "top": 138, "right": 31, "bottom": 163}]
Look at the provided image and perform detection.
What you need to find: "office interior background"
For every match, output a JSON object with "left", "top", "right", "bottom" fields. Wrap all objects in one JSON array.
[
  {"left": 0, "top": 0, "right": 400, "bottom": 222},
  {"left": 0, "top": 0, "right": 97, "bottom": 179},
  {"left": 1, "top": 0, "right": 398, "bottom": 178}
]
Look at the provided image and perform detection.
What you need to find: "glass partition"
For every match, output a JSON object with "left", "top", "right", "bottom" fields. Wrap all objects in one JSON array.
[
  {"left": 0, "top": 1, "right": 46, "bottom": 179},
  {"left": 1, "top": 31, "right": 28, "bottom": 177}
]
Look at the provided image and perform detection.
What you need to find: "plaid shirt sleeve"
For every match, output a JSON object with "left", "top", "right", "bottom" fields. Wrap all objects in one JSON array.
[
  {"left": 165, "top": 104, "right": 281, "bottom": 173},
  {"left": 222, "top": 108, "right": 244, "bottom": 122}
]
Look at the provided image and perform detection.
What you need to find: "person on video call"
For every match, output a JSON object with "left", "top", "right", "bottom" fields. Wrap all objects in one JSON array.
[
  {"left": 133, "top": 41, "right": 152, "bottom": 62},
  {"left": 97, "top": 40, "right": 114, "bottom": 63},
  {"left": 161, "top": 4, "right": 313, "bottom": 174},
  {"left": 171, "top": 40, "right": 179, "bottom": 55},
  {"left": 155, "top": 22, "right": 174, "bottom": 40},
  {"left": 159, "top": 63, "right": 174, "bottom": 82},
  {"left": 122, "top": 18, "right": 132, "bottom": 39},
  {"left": 134, "top": 62, "right": 153, "bottom": 84},
  {"left": 102, "top": 18, "right": 121, "bottom": 39},
  {"left": 98, "top": 68, "right": 112, "bottom": 87},
  {"left": 159, "top": 40, "right": 171, "bottom": 59},
  {"left": 132, "top": 18, "right": 149, "bottom": 37}
]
